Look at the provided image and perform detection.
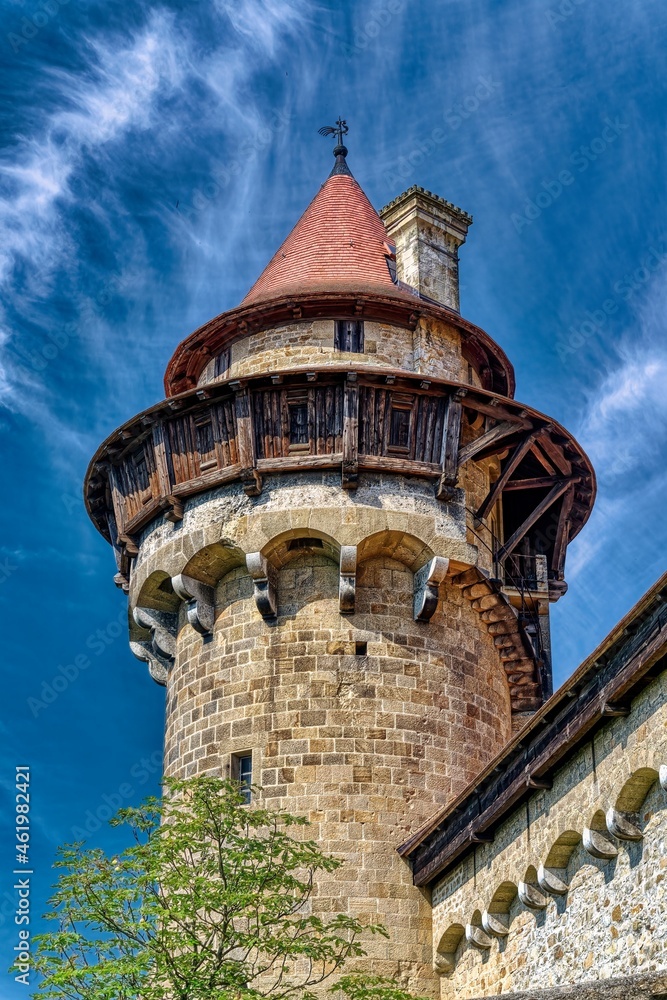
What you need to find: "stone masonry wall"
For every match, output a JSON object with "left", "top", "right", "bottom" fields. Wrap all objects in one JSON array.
[
  {"left": 198, "top": 318, "right": 472, "bottom": 385},
  {"left": 431, "top": 669, "right": 667, "bottom": 997},
  {"left": 129, "top": 473, "right": 513, "bottom": 996},
  {"left": 163, "top": 553, "right": 511, "bottom": 994}
]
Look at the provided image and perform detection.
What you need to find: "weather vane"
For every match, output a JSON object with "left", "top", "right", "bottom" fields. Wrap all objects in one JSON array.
[{"left": 318, "top": 118, "right": 349, "bottom": 152}]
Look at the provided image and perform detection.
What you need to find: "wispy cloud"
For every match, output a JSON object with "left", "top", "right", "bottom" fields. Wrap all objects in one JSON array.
[
  {"left": 578, "top": 277, "right": 667, "bottom": 484},
  {"left": 0, "top": 1, "right": 310, "bottom": 445}
]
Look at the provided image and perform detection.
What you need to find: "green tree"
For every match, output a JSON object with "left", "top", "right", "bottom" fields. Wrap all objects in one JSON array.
[{"left": 29, "top": 777, "right": 428, "bottom": 1000}]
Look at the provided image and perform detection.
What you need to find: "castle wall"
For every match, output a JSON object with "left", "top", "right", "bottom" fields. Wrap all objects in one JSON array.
[{"left": 431, "top": 669, "right": 667, "bottom": 997}]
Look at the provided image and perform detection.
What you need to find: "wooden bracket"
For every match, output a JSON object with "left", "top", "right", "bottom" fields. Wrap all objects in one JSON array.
[
  {"left": 119, "top": 533, "right": 139, "bottom": 557},
  {"left": 158, "top": 495, "right": 184, "bottom": 523}
]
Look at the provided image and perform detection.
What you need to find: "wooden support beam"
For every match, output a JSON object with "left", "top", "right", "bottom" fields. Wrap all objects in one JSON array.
[
  {"left": 461, "top": 396, "right": 526, "bottom": 425},
  {"left": 503, "top": 475, "right": 567, "bottom": 491},
  {"left": 342, "top": 375, "right": 359, "bottom": 489},
  {"left": 551, "top": 485, "right": 574, "bottom": 578},
  {"left": 496, "top": 479, "right": 571, "bottom": 562},
  {"left": 539, "top": 431, "right": 572, "bottom": 477},
  {"left": 436, "top": 391, "right": 464, "bottom": 500},
  {"left": 530, "top": 442, "right": 557, "bottom": 476},
  {"left": 458, "top": 419, "right": 526, "bottom": 467},
  {"left": 234, "top": 387, "right": 261, "bottom": 496},
  {"left": 475, "top": 432, "right": 537, "bottom": 520}
]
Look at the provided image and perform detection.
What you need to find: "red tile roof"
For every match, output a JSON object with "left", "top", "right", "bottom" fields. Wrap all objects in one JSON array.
[{"left": 242, "top": 170, "right": 401, "bottom": 305}]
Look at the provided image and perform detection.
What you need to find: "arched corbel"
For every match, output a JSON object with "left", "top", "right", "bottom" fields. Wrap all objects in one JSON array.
[
  {"left": 339, "top": 545, "right": 357, "bottom": 614},
  {"left": 246, "top": 552, "right": 277, "bottom": 619},
  {"left": 582, "top": 825, "right": 618, "bottom": 859},
  {"left": 481, "top": 911, "right": 509, "bottom": 938},
  {"left": 465, "top": 923, "right": 492, "bottom": 950},
  {"left": 606, "top": 807, "right": 643, "bottom": 841},
  {"left": 171, "top": 574, "right": 215, "bottom": 636},
  {"left": 130, "top": 606, "right": 178, "bottom": 686},
  {"left": 518, "top": 879, "right": 549, "bottom": 910},
  {"left": 129, "top": 641, "right": 170, "bottom": 686},
  {"left": 433, "top": 954, "right": 455, "bottom": 976},
  {"left": 413, "top": 556, "right": 449, "bottom": 621},
  {"left": 537, "top": 864, "right": 569, "bottom": 895}
]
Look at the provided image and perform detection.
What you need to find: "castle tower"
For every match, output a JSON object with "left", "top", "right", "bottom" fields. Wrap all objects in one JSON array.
[{"left": 84, "top": 135, "right": 595, "bottom": 994}]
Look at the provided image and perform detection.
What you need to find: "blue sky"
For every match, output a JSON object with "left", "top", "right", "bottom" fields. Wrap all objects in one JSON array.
[{"left": 1, "top": 0, "right": 666, "bottom": 993}]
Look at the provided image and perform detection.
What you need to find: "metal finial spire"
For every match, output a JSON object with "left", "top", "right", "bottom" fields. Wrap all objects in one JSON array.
[{"left": 318, "top": 118, "right": 352, "bottom": 176}]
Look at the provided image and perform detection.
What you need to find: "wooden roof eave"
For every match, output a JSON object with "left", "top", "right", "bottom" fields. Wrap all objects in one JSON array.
[
  {"left": 398, "top": 571, "right": 667, "bottom": 882},
  {"left": 84, "top": 366, "right": 594, "bottom": 548}
]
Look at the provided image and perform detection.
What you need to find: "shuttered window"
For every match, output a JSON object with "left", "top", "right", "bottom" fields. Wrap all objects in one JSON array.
[{"left": 335, "top": 320, "right": 364, "bottom": 353}]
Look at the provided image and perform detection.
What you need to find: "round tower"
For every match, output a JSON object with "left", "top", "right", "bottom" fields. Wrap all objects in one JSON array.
[{"left": 84, "top": 137, "right": 595, "bottom": 994}]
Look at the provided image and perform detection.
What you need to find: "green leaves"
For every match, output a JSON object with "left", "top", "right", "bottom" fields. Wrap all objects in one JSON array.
[{"left": 28, "top": 777, "right": 419, "bottom": 1000}]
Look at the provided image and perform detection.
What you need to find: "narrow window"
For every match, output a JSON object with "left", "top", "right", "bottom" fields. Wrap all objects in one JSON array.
[
  {"left": 387, "top": 393, "right": 415, "bottom": 454},
  {"left": 231, "top": 752, "right": 252, "bottom": 804},
  {"left": 287, "top": 389, "right": 310, "bottom": 452},
  {"left": 195, "top": 415, "right": 216, "bottom": 470},
  {"left": 214, "top": 348, "right": 231, "bottom": 378},
  {"left": 355, "top": 641, "right": 368, "bottom": 656},
  {"left": 389, "top": 408, "right": 411, "bottom": 450},
  {"left": 335, "top": 320, "right": 364, "bottom": 353}
]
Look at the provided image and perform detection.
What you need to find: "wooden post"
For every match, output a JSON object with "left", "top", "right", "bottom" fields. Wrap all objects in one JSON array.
[
  {"left": 342, "top": 374, "right": 359, "bottom": 489},
  {"left": 436, "top": 390, "right": 464, "bottom": 500},
  {"left": 233, "top": 385, "right": 261, "bottom": 496}
]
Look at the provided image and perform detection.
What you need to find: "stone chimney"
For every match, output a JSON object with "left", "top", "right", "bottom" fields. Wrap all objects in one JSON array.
[{"left": 380, "top": 186, "right": 472, "bottom": 312}]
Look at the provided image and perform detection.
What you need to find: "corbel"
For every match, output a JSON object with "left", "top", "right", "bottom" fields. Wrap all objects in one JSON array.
[
  {"left": 129, "top": 641, "right": 169, "bottom": 686},
  {"left": 158, "top": 495, "right": 184, "bottom": 523},
  {"left": 130, "top": 606, "right": 178, "bottom": 685},
  {"left": 582, "top": 825, "right": 618, "bottom": 860},
  {"left": 413, "top": 556, "right": 449, "bottom": 622},
  {"left": 339, "top": 545, "right": 357, "bottom": 615},
  {"left": 518, "top": 879, "right": 548, "bottom": 910},
  {"left": 119, "top": 533, "right": 139, "bottom": 557},
  {"left": 246, "top": 552, "right": 277, "bottom": 619},
  {"left": 465, "top": 924, "right": 492, "bottom": 950},
  {"left": 606, "top": 807, "right": 643, "bottom": 841},
  {"left": 537, "top": 864, "right": 569, "bottom": 895},
  {"left": 481, "top": 911, "right": 509, "bottom": 938},
  {"left": 171, "top": 574, "right": 215, "bottom": 636}
]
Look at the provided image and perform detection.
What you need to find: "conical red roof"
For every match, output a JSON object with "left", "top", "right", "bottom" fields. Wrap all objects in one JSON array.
[{"left": 242, "top": 166, "right": 401, "bottom": 305}]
